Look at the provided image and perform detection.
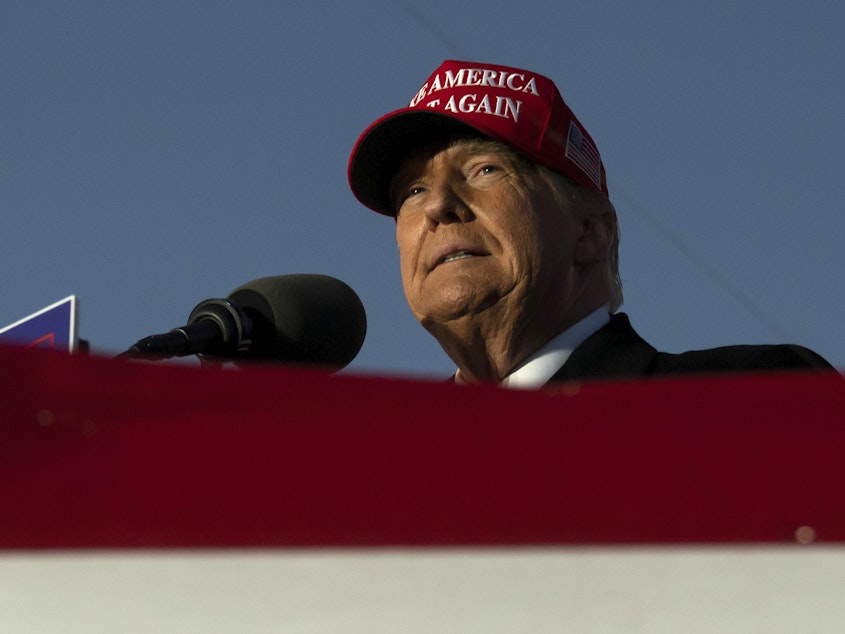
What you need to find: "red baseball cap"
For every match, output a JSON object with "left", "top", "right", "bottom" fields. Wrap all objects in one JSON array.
[{"left": 348, "top": 60, "right": 608, "bottom": 216}]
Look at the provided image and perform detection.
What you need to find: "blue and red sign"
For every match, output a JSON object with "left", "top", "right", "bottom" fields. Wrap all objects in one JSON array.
[{"left": 0, "top": 296, "right": 78, "bottom": 353}]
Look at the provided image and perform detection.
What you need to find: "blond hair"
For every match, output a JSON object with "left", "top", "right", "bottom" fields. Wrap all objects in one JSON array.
[{"left": 536, "top": 165, "right": 623, "bottom": 312}]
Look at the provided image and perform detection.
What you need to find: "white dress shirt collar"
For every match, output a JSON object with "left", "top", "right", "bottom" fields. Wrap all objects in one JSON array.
[{"left": 455, "top": 308, "right": 610, "bottom": 389}]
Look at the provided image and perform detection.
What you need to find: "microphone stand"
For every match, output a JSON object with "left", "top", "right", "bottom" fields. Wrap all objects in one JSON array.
[{"left": 115, "top": 298, "right": 252, "bottom": 361}]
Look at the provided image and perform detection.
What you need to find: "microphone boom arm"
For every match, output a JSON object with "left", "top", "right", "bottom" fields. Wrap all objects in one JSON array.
[{"left": 117, "top": 298, "right": 251, "bottom": 360}]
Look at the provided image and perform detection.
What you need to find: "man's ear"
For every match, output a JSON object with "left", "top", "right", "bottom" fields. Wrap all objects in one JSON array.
[{"left": 574, "top": 211, "right": 615, "bottom": 266}]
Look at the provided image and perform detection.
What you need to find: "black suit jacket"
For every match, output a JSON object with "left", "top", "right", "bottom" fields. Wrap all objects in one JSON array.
[{"left": 549, "top": 313, "right": 833, "bottom": 383}]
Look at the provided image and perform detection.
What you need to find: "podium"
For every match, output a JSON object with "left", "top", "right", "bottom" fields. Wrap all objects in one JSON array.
[{"left": 1, "top": 345, "right": 844, "bottom": 632}]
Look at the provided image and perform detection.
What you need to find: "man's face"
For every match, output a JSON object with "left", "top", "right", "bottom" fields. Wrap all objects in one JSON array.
[{"left": 391, "top": 136, "right": 587, "bottom": 334}]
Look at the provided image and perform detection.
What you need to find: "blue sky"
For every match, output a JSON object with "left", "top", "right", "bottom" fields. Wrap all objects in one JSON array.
[{"left": 2, "top": 1, "right": 843, "bottom": 377}]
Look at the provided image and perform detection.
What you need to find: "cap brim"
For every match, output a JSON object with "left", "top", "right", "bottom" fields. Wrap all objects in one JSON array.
[{"left": 348, "top": 110, "right": 481, "bottom": 216}]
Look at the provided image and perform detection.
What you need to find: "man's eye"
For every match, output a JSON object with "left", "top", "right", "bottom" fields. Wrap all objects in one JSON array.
[
  {"left": 393, "top": 185, "right": 425, "bottom": 212},
  {"left": 470, "top": 162, "right": 505, "bottom": 180},
  {"left": 468, "top": 163, "right": 505, "bottom": 185},
  {"left": 400, "top": 186, "right": 425, "bottom": 203}
]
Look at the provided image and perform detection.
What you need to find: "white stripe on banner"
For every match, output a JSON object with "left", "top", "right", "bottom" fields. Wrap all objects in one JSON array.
[{"left": 2, "top": 547, "right": 844, "bottom": 633}]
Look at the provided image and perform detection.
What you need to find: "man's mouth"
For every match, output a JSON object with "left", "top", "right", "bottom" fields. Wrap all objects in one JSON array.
[
  {"left": 441, "top": 250, "right": 476, "bottom": 264},
  {"left": 431, "top": 244, "right": 489, "bottom": 270}
]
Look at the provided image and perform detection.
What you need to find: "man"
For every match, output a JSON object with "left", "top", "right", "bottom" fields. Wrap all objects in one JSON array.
[{"left": 348, "top": 60, "right": 833, "bottom": 386}]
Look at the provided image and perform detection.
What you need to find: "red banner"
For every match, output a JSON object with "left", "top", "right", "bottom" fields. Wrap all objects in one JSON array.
[{"left": 1, "top": 345, "right": 843, "bottom": 548}]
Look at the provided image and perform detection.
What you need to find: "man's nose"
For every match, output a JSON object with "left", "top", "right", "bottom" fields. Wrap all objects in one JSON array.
[{"left": 422, "top": 178, "right": 472, "bottom": 227}]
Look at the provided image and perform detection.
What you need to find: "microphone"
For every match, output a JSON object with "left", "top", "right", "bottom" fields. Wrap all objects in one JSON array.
[{"left": 118, "top": 274, "right": 367, "bottom": 368}]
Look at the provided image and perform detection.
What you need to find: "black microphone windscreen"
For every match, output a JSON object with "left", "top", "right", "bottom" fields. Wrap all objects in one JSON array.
[{"left": 227, "top": 274, "right": 367, "bottom": 368}]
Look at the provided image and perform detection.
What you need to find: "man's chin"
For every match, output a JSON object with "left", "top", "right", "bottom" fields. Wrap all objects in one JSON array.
[{"left": 414, "top": 293, "right": 501, "bottom": 329}]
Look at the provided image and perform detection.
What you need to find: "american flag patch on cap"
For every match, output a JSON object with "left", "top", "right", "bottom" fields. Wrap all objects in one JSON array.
[{"left": 565, "top": 122, "right": 602, "bottom": 189}]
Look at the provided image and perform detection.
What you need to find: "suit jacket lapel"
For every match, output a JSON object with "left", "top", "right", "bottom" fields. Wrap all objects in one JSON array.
[{"left": 549, "top": 313, "right": 658, "bottom": 382}]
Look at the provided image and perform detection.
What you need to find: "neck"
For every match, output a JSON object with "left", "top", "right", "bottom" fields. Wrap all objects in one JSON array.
[
  {"left": 425, "top": 299, "right": 607, "bottom": 384},
  {"left": 427, "top": 319, "right": 534, "bottom": 383}
]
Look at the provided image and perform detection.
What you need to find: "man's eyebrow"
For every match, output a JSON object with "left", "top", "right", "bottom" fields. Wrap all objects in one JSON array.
[
  {"left": 452, "top": 139, "right": 530, "bottom": 168},
  {"left": 453, "top": 138, "right": 508, "bottom": 155},
  {"left": 388, "top": 162, "right": 422, "bottom": 207}
]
